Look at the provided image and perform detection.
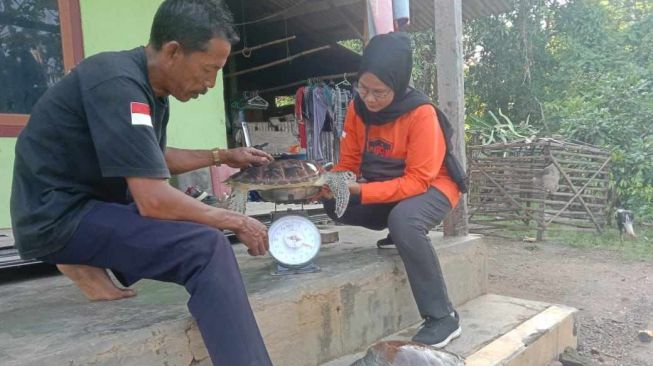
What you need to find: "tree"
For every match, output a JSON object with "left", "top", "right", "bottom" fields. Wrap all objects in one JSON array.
[{"left": 460, "top": 0, "right": 653, "bottom": 218}]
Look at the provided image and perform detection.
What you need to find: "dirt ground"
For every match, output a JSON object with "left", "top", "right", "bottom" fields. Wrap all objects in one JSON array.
[{"left": 486, "top": 237, "right": 653, "bottom": 366}]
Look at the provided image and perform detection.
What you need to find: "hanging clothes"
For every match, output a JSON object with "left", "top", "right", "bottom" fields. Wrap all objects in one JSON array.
[
  {"left": 367, "top": 0, "right": 394, "bottom": 36},
  {"left": 333, "top": 85, "right": 351, "bottom": 140},
  {"left": 295, "top": 86, "right": 307, "bottom": 148},
  {"left": 295, "top": 81, "right": 353, "bottom": 164},
  {"left": 311, "top": 86, "right": 329, "bottom": 162}
]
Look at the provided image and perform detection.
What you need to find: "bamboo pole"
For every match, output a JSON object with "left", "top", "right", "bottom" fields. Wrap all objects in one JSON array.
[
  {"left": 478, "top": 168, "right": 537, "bottom": 222},
  {"left": 258, "top": 71, "right": 358, "bottom": 94},
  {"left": 229, "top": 36, "right": 297, "bottom": 57},
  {"left": 224, "top": 45, "right": 331, "bottom": 77}
]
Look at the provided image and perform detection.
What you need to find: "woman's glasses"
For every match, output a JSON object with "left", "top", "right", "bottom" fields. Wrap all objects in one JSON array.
[{"left": 354, "top": 83, "right": 393, "bottom": 101}]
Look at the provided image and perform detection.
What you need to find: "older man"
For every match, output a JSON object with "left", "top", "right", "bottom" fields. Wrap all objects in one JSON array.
[{"left": 10, "top": 1, "right": 273, "bottom": 365}]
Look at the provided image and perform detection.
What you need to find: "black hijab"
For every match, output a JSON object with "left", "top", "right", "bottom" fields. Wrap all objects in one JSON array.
[{"left": 354, "top": 32, "right": 431, "bottom": 126}]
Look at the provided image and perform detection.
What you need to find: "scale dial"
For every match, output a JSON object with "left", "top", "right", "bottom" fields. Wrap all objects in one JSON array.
[{"left": 268, "top": 215, "right": 321, "bottom": 268}]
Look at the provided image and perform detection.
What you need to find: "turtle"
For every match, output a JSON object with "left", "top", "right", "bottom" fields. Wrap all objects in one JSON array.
[
  {"left": 350, "top": 341, "right": 464, "bottom": 366},
  {"left": 225, "top": 159, "right": 356, "bottom": 217}
]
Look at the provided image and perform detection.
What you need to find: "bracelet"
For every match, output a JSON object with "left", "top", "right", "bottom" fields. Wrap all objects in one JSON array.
[{"left": 211, "top": 148, "right": 222, "bottom": 166}]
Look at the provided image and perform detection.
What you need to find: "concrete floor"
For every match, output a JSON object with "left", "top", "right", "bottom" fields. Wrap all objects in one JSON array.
[
  {"left": 0, "top": 226, "right": 487, "bottom": 366},
  {"left": 323, "top": 294, "right": 576, "bottom": 366}
]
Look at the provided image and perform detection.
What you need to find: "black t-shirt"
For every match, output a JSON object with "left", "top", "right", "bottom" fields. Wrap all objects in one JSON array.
[{"left": 10, "top": 47, "right": 170, "bottom": 259}]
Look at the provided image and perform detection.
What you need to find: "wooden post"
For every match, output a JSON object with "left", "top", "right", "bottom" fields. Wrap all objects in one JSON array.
[{"left": 434, "top": 0, "right": 468, "bottom": 237}]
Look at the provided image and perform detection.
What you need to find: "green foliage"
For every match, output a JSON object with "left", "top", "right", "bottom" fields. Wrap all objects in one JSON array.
[
  {"left": 546, "top": 225, "right": 653, "bottom": 260},
  {"left": 459, "top": 0, "right": 653, "bottom": 219},
  {"left": 467, "top": 109, "right": 539, "bottom": 145},
  {"left": 545, "top": 0, "right": 653, "bottom": 219},
  {"left": 338, "top": 39, "right": 363, "bottom": 55},
  {"left": 477, "top": 216, "right": 653, "bottom": 259},
  {"left": 411, "top": 31, "right": 439, "bottom": 99},
  {"left": 275, "top": 96, "right": 295, "bottom": 108}
]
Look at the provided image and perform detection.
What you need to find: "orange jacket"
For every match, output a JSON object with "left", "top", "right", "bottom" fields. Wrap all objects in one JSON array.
[{"left": 334, "top": 103, "right": 460, "bottom": 207}]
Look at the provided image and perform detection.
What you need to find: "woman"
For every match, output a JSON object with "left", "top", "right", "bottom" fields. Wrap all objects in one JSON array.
[{"left": 322, "top": 32, "right": 464, "bottom": 348}]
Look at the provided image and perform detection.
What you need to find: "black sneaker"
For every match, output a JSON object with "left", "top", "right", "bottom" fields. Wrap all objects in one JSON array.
[
  {"left": 376, "top": 234, "right": 395, "bottom": 249},
  {"left": 411, "top": 313, "right": 462, "bottom": 348},
  {"left": 185, "top": 186, "right": 219, "bottom": 206}
]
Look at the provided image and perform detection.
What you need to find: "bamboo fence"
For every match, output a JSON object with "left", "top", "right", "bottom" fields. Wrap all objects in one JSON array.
[{"left": 467, "top": 138, "right": 611, "bottom": 240}]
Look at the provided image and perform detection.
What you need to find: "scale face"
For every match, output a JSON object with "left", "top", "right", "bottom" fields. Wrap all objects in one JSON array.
[{"left": 268, "top": 215, "right": 321, "bottom": 270}]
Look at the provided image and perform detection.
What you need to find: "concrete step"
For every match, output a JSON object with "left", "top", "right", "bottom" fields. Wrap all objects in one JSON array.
[
  {"left": 0, "top": 227, "right": 487, "bottom": 366},
  {"left": 322, "top": 294, "right": 578, "bottom": 366}
]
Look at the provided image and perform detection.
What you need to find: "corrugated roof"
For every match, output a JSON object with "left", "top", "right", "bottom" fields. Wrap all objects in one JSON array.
[
  {"left": 412, "top": 0, "right": 514, "bottom": 31},
  {"left": 223, "top": 0, "right": 514, "bottom": 92},
  {"left": 227, "top": 0, "right": 514, "bottom": 44}
]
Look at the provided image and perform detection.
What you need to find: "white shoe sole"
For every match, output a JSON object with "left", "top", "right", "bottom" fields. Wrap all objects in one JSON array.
[{"left": 430, "top": 326, "right": 462, "bottom": 348}]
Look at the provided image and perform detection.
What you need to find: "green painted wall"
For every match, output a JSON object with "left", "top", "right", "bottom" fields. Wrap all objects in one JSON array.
[
  {"left": 0, "top": 0, "right": 229, "bottom": 228},
  {"left": 79, "top": 0, "right": 228, "bottom": 149},
  {"left": 0, "top": 139, "right": 16, "bottom": 228}
]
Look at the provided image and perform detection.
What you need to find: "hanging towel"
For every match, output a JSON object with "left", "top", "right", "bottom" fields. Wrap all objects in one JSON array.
[
  {"left": 367, "top": 0, "right": 394, "bottom": 36},
  {"left": 393, "top": 0, "right": 410, "bottom": 30}
]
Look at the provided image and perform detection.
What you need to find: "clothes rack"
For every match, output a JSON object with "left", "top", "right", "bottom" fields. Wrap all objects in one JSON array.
[{"left": 258, "top": 72, "right": 358, "bottom": 95}]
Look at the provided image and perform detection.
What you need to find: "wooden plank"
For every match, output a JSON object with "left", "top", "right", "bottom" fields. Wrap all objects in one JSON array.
[
  {"left": 549, "top": 146, "right": 610, "bottom": 156},
  {"left": 471, "top": 217, "right": 531, "bottom": 223},
  {"left": 472, "top": 209, "right": 606, "bottom": 220},
  {"left": 550, "top": 158, "right": 612, "bottom": 166},
  {"left": 471, "top": 155, "right": 548, "bottom": 162},
  {"left": 435, "top": 0, "right": 468, "bottom": 237},
  {"left": 471, "top": 165, "right": 609, "bottom": 175},
  {"left": 550, "top": 151, "right": 611, "bottom": 160},
  {"left": 473, "top": 186, "right": 608, "bottom": 198},
  {"left": 471, "top": 146, "right": 610, "bottom": 158},
  {"left": 473, "top": 197, "right": 608, "bottom": 210},
  {"left": 471, "top": 154, "right": 605, "bottom": 168},
  {"left": 508, "top": 198, "right": 608, "bottom": 209},
  {"left": 547, "top": 219, "right": 600, "bottom": 227}
]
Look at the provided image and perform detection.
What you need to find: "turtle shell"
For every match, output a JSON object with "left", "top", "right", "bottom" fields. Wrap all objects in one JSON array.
[
  {"left": 351, "top": 341, "right": 464, "bottom": 366},
  {"left": 227, "top": 159, "right": 324, "bottom": 187}
]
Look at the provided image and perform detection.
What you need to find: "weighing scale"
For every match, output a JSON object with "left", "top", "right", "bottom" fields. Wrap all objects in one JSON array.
[
  {"left": 268, "top": 208, "right": 322, "bottom": 276},
  {"left": 238, "top": 128, "right": 326, "bottom": 276}
]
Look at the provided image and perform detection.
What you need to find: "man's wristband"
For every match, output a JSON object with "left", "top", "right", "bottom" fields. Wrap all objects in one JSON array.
[{"left": 211, "top": 148, "right": 222, "bottom": 166}]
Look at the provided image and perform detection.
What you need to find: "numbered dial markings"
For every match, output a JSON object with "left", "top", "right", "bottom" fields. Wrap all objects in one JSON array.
[{"left": 268, "top": 216, "right": 321, "bottom": 267}]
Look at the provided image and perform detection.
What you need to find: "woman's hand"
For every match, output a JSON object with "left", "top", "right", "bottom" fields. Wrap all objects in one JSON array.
[
  {"left": 305, "top": 185, "right": 333, "bottom": 202},
  {"left": 348, "top": 182, "right": 361, "bottom": 196},
  {"left": 306, "top": 182, "right": 361, "bottom": 203}
]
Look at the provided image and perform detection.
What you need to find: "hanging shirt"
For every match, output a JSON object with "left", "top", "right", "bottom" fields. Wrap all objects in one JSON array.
[
  {"left": 334, "top": 103, "right": 460, "bottom": 207},
  {"left": 295, "top": 87, "right": 307, "bottom": 148}
]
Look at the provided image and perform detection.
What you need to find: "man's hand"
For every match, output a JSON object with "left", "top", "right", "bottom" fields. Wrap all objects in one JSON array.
[
  {"left": 223, "top": 147, "right": 273, "bottom": 168},
  {"left": 233, "top": 216, "right": 269, "bottom": 256}
]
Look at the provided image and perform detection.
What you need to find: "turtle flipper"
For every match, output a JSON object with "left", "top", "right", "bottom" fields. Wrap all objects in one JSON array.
[
  {"left": 227, "top": 188, "right": 248, "bottom": 214},
  {"left": 326, "top": 171, "right": 356, "bottom": 218}
]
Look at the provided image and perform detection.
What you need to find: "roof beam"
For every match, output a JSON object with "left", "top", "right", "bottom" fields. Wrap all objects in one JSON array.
[
  {"left": 261, "top": 0, "right": 363, "bottom": 23},
  {"left": 329, "top": 0, "right": 364, "bottom": 40}
]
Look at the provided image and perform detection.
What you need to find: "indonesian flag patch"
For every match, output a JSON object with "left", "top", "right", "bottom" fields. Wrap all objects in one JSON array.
[{"left": 130, "top": 102, "right": 153, "bottom": 127}]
